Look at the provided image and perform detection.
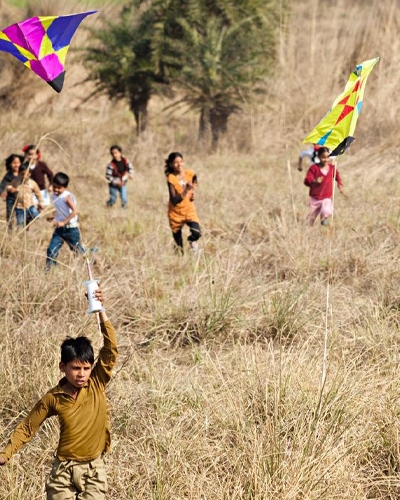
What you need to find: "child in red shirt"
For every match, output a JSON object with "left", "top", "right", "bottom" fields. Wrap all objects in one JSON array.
[{"left": 304, "top": 146, "right": 344, "bottom": 226}]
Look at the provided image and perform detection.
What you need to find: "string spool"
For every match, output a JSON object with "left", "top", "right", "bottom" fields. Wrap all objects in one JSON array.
[{"left": 83, "top": 279, "right": 104, "bottom": 314}]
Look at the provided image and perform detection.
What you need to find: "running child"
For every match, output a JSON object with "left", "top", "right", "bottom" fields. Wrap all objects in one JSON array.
[
  {"left": 0, "top": 287, "right": 117, "bottom": 500},
  {"left": 164, "top": 152, "right": 201, "bottom": 253},
  {"left": 298, "top": 143, "right": 321, "bottom": 171},
  {"left": 105, "top": 145, "right": 134, "bottom": 208},
  {"left": 303, "top": 146, "right": 344, "bottom": 226},
  {"left": 6, "top": 164, "right": 44, "bottom": 228},
  {"left": 0, "top": 153, "right": 24, "bottom": 227},
  {"left": 22, "top": 144, "right": 54, "bottom": 206},
  {"left": 46, "top": 172, "right": 85, "bottom": 270}
]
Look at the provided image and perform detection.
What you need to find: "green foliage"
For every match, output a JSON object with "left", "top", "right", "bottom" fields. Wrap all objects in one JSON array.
[
  {"left": 160, "top": 0, "right": 280, "bottom": 147},
  {"left": 170, "top": 13, "right": 275, "bottom": 147},
  {"left": 83, "top": 0, "right": 282, "bottom": 143},
  {"left": 82, "top": 1, "right": 170, "bottom": 134}
]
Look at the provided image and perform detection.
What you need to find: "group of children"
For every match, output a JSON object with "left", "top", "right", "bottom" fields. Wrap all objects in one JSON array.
[
  {"left": 105, "top": 146, "right": 202, "bottom": 254},
  {"left": 0, "top": 146, "right": 52, "bottom": 228},
  {"left": 0, "top": 143, "right": 346, "bottom": 498},
  {"left": 0, "top": 145, "right": 120, "bottom": 498},
  {"left": 0, "top": 139, "right": 344, "bottom": 270},
  {"left": 0, "top": 141, "right": 342, "bottom": 269},
  {"left": 0, "top": 144, "right": 204, "bottom": 274},
  {"left": 0, "top": 144, "right": 85, "bottom": 270},
  {"left": 0, "top": 147, "right": 201, "bottom": 498}
]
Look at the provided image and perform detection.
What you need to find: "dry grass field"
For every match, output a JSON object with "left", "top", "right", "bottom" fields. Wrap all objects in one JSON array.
[{"left": 1, "top": 0, "right": 400, "bottom": 498}]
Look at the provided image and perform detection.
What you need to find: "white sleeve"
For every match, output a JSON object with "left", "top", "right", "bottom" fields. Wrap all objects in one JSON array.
[{"left": 299, "top": 148, "right": 313, "bottom": 159}]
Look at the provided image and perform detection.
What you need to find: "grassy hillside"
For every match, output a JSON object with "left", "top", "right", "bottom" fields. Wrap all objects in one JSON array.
[{"left": 0, "top": 0, "right": 400, "bottom": 498}]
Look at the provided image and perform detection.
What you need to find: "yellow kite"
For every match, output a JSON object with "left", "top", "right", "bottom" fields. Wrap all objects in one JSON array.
[{"left": 304, "top": 57, "right": 379, "bottom": 155}]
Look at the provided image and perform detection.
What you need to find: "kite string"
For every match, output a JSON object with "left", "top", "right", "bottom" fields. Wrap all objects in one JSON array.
[
  {"left": 320, "top": 157, "right": 338, "bottom": 395},
  {"left": 79, "top": 228, "right": 101, "bottom": 334}
]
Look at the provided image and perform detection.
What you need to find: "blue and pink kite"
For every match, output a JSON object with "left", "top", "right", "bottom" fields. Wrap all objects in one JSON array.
[{"left": 0, "top": 11, "right": 97, "bottom": 92}]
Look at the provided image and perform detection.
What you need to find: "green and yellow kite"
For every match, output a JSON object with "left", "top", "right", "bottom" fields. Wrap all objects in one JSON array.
[{"left": 304, "top": 57, "right": 379, "bottom": 155}]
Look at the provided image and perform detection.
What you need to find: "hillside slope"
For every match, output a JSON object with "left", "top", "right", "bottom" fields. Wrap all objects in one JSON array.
[{"left": 0, "top": 1, "right": 399, "bottom": 498}]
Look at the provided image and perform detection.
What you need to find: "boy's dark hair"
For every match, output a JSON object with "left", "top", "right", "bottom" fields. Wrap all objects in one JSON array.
[
  {"left": 110, "top": 145, "right": 122, "bottom": 154},
  {"left": 164, "top": 152, "right": 183, "bottom": 176},
  {"left": 53, "top": 172, "right": 70, "bottom": 187},
  {"left": 5, "top": 154, "right": 24, "bottom": 172},
  {"left": 61, "top": 336, "right": 95, "bottom": 364},
  {"left": 317, "top": 146, "right": 330, "bottom": 157}
]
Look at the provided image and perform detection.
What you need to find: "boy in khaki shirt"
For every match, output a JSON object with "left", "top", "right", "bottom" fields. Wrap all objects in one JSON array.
[
  {"left": 6, "top": 163, "right": 44, "bottom": 227},
  {"left": 0, "top": 288, "right": 117, "bottom": 499}
]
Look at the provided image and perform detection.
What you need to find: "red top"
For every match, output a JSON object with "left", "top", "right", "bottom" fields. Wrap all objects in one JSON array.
[
  {"left": 29, "top": 161, "right": 54, "bottom": 190},
  {"left": 304, "top": 163, "right": 343, "bottom": 200}
]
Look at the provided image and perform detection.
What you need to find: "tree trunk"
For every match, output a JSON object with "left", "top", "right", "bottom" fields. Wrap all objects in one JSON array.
[
  {"left": 129, "top": 93, "right": 149, "bottom": 136},
  {"left": 198, "top": 107, "right": 210, "bottom": 147},
  {"left": 209, "top": 107, "right": 230, "bottom": 150}
]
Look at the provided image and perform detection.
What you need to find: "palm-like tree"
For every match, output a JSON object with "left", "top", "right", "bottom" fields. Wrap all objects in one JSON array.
[
  {"left": 166, "top": 9, "right": 276, "bottom": 148},
  {"left": 83, "top": 0, "right": 281, "bottom": 143},
  {"left": 82, "top": 4, "right": 168, "bottom": 135}
]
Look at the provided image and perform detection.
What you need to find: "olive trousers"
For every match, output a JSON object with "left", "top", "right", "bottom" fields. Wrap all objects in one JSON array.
[{"left": 46, "top": 456, "right": 107, "bottom": 499}]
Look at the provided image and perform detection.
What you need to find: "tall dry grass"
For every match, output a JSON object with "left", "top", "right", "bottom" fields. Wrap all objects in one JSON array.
[{"left": 0, "top": 0, "right": 400, "bottom": 498}]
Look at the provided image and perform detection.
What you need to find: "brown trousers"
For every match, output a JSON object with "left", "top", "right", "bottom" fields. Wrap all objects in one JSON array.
[{"left": 46, "top": 456, "right": 107, "bottom": 499}]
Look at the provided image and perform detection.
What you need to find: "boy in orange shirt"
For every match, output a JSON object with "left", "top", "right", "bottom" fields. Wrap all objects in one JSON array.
[{"left": 0, "top": 288, "right": 117, "bottom": 500}]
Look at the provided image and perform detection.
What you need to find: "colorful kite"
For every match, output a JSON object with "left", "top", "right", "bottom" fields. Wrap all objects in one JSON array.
[
  {"left": 303, "top": 57, "right": 379, "bottom": 156},
  {"left": 0, "top": 11, "right": 97, "bottom": 93}
]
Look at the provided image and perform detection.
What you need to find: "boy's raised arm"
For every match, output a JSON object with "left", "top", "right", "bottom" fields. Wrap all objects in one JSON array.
[{"left": 90, "top": 289, "right": 117, "bottom": 386}]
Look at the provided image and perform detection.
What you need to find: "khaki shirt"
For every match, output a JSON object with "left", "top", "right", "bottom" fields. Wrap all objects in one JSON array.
[
  {"left": 0, "top": 320, "right": 117, "bottom": 462},
  {"left": 14, "top": 178, "right": 43, "bottom": 209}
]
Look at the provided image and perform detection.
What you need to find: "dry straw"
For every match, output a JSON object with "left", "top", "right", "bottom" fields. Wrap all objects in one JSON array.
[{"left": 1, "top": 0, "right": 400, "bottom": 498}]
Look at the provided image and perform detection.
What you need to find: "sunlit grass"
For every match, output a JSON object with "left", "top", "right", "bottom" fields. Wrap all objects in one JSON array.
[{"left": 0, "top": 0, "right": 399, "bottom": 498}]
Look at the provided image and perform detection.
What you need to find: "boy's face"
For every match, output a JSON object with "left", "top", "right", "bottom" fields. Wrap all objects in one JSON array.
[
  {"left": 53, "top": 183, "right": 66, "bottom": 196},
  {"left": 26, "top": 149, "right": 38, "bottom": 162},
  {"left": 59, "top": 359, "right": 93, "bottom": 389},
  {"left": 111, "top": 148, "right": 122, "bottom": 162}
]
